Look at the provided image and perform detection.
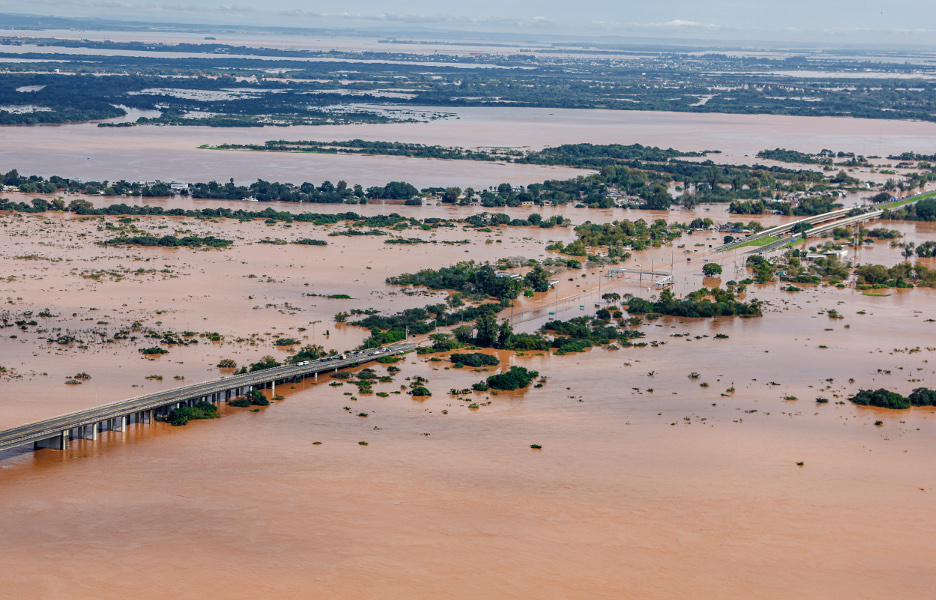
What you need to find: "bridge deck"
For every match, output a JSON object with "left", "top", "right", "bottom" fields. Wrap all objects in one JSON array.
[
  {"left": 0, "top": 343, "right": 417, "bottom": 452},
  {"left": 713, "top": 202, "right": 892, "bottom": 253}
]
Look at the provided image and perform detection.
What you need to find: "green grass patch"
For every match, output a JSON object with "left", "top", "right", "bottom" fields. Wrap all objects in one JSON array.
[
  {"left": 877, "top": 191, "right": 936, "bottom": 211},
  {"left": 734, "top": 235, "right": 782, "bottom": 248}
]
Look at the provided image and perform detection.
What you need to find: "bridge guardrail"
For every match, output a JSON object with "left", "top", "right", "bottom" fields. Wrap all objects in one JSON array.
[{"left": 0, "top": 343, "right": 416, "bottom": 451}]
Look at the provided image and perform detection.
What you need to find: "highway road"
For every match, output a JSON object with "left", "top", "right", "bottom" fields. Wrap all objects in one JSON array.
[
  {"left": 715, "top": 191, "right": 934, "bottom": 255},
  {"left": 0, "top": 342, "right": 418, "bottom": 452}
]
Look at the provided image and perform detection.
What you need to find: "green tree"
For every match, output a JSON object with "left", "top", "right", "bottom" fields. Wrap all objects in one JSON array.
[
  {"left": 474, "top": 312, "right": 498, "bottom": 347},
  {"left": 290, "top": 344, "right": 325, "bottom": 363},
  {"left": 452, "top": 325, "right": 474, "bottom": 344},
  {"left": 249, "top": 355, "right": 280, "bottom": 372},
  {"left": 496, "top": 320, "right": 514, "bottom": 349},
  {"left": 441, "top": 186, "right": 462, "bottom": 203},
  {"left": 524, "top": 265, "right": 550, "bottom": 293},
  {"left": 642, "top": 185, "right": 673, "bottom": 211},
  {"left": 68, "top": 198, "right": 94, "bottom": 213},
  {"left": 702, "top": 263, "right": 723, "bottom": 277}
]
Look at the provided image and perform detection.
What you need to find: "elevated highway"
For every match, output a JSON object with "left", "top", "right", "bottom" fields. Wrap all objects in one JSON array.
[
  {"left": 715, "top": 206, "right": 858, "bottom": 253},
  {"left": 717, "top": 190, "right": 934, "bottom": 255},
  {"left": 0, "top": 342, "right": 417, "bottom": 453}
]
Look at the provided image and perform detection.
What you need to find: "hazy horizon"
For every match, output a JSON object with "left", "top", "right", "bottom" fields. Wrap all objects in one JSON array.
[{"left": 3, "top": 1, "right": 936, "bottom": 47}]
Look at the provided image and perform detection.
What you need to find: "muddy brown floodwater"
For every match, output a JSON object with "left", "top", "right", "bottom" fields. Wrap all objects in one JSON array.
[
  {"left": 4, "top": 107, "right": 936, "bottom": 189},
  {"left": 1, "top": 205, "right": 935, "bottom": 599}
]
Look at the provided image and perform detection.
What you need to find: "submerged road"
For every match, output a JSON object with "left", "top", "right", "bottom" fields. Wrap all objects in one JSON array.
[{"left": 0, "top": 342, "right": 418, "bottom": 452}]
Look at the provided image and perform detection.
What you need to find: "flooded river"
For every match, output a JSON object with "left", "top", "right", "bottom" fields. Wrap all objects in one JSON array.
[
  {"left": 4, "top": 107, "right": 936, "bottom": 189},
  {"left": 3, "top": 79, "right": 936, "bottom": 595},
  {"left": 0, "top": 207, "right": 935, "bottom": 598}
]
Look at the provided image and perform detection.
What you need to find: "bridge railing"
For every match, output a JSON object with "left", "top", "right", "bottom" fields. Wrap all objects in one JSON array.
[{"left": 0, "top": 343, "right": 416, "bottom": 452}]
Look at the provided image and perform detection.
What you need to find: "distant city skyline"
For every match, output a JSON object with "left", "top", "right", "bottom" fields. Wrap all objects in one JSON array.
[{"left": 3, "top": 1, "right": 936, "bottom": 46}]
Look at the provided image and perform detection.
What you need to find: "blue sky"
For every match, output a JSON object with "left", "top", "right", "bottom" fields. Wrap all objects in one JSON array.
[{"left": 5, "top": 0, "right": 936, "bottom": 45}]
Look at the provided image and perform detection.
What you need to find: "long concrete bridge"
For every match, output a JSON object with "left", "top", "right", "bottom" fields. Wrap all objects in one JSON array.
[
  {"left": 714, "top": 206, "right": 860, "bottom": 253},
  {"left": 0, "top": 342, "right": 417, "bottom": 453},
  {"left": 716, "top": 190, "right": 935, "bottom": 255},
  {"left": 741, "top": 209, "right": 887, "bottom": 256}
]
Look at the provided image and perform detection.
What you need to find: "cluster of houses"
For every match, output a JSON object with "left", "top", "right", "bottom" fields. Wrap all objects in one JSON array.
[
  {"left": 604, "top": 188, "right": 643, "bottom": 207},
  {"left": 2, "top": 180, "right": 190, "bottom": 195},
  {"left": 141, "top": 180, "right": 189, "bottom": 193},
  {"left": 804, "top": 248, "right": 849, "bottom": 261},
  {"left": 495, "top": 271, "right": 558, "bottom": 288}
]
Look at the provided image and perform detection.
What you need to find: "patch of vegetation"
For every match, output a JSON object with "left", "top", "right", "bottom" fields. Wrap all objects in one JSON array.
[
  {"left": 101, "top": 234, "right": 232, "bottom": 248},
  {"left": 626, "top": 288, "right": 762, "bottom": 318},
  {"left": 387, "top": 261, "right": 537, "bottom": 300},
  {"left": 849, "top": 388, "right": 916, "bottom": 409},
  {"left": 139, "top": 346, "right": 168, "bottom": 355},
  {"left": 247, "top": 355, "right": 280, "bottom": 372},
  {"left": 448, "top": 353, "right": 500, "bottom": 367},
  {"left": 569, "top": 218, "right": 684, "bottom": 253},
  {"left": 166, "top": 401, "right": 219, "bottom": 426},
  {"left": 855, "top": 263, "right": 936, "bottom": 288},
  {"left": 230, "top": 389, "right": 270, "bottom": 407},
  {"left": 541, "top": 314, "right": 645, "bottom": 354},
  {"left": 477, "top": 366, "right": 540, "bottom": 391}
]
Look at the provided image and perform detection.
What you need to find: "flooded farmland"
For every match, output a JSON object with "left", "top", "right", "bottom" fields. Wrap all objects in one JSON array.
[{"left": 0, "top": 200, "right": 935, "bottom": 599}]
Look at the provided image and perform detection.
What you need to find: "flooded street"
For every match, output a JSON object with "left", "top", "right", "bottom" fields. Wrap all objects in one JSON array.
[{"left": 1, "top": 202, "right": 935, "bottom": 598}]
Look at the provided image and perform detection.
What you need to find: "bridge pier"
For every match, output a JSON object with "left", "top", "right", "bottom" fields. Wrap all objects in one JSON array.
[
  {"left": 3, "top": 346, "right": 412, "bottom": 454},
  {"left": 72, "top": 424, "right": 95, "bottom": 440},
  {"left": 101, "top": 416, "right": 126, "bottom": 432},
  {"left": 34, "top": 430, "right": 69, "bottom": 450}
]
